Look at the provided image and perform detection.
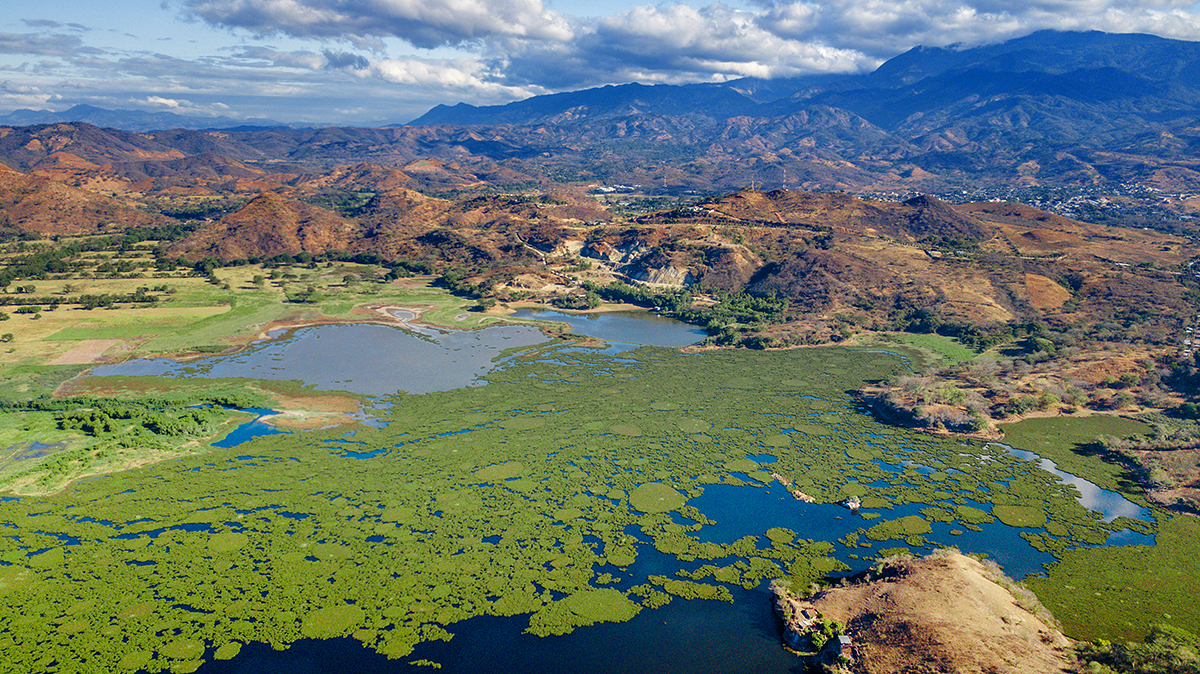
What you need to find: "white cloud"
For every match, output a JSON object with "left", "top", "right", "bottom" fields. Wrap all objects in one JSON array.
[
  {"left": 368, "top": 56, "right": 545, "bottom": 101},
  {"left": 231, "top": 46, "right": 326, "bottom": 69}
]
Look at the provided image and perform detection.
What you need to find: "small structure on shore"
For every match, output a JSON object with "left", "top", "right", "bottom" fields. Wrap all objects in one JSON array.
[
  {"left": 772, "top": 581, "right": 854, "bottom": 668},
  {"left": 845, "top": 495, "right": 861, "bottom": 512}
]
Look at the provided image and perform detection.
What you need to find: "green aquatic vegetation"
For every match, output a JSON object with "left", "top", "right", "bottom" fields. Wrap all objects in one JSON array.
[
  {"left": 993, "top": 505, "right": 1048, "bottom": 528},
  {"left": 0, "top": 345, "right": 1162, "bottom": 670},
  {"left": 956, "top": 505, "right": 994, "bottom": 525},
  {"left": 526, "top": 588, "right": 642, "bottom": 636},
  {"left": 863, "top": 515, "right": 933, "bottom": 541},
  {"left": 212, "top": 642, "right": 241, "bottom": 660},
  {"left": 650, "top": 576, "right": 734, "bottom": 602},
  {"left": 1029, "top": 513, "right": 1200, "bottom": 642},
  {"left": 628, "top": 483, "right": 687, "bottom": 513}
]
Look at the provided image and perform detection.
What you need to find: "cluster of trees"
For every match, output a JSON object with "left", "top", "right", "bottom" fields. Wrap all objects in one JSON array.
[
  {"left": 582, "top": 281, "right": 790, "bottom": 331},
  {"left": 0, "top": 391, "right": 263, "bottom": 442},
  {"left": 891, "top": 306, "right": 1042, "bottom": 352},
  {"left": 0, "top": 288, "right": 160, "bottom": 310},
  {"left": 0, "top": 224, "right": 206, "bottom": 288}
]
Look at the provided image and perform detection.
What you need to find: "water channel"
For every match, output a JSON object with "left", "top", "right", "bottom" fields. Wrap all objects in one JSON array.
[{"left": 74, "top": 309, "right": 1156, "bottom": 674}]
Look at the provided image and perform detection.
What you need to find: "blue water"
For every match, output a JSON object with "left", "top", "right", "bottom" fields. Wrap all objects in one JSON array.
[
  {"left": 690, "top": 482, "right": 1056, "bottom": 578},
  {"left": 194, "top": 589, "right": 805, "bottom": 674},
  {"left": 989, "top": 443, "right": 1153, "bottom": 523},
  {"left": 509, "top": 309, "right": 708, "bottom": 347},
  {"left": 212, "top": 408, "right": 288, "bottom": 448},
  {"left": 89, "top": 322, "right": 550, "bottom": 396}
]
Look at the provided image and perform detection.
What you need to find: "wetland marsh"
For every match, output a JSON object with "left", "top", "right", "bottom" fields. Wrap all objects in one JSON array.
[{"left": 0, "top": 309, "right": 1170, "bottom": 673}]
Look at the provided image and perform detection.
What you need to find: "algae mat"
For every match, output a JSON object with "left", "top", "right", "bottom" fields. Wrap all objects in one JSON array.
[{"left": 0, "top": 346, "right": 1147, "bottom": 672}]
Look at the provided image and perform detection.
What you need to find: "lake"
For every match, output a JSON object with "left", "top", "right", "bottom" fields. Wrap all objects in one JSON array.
[
  {"left": 508, "top": 309, "right": 709, "bottom": 348},
  {"left": 62, "top": 310, "right": 1157, "bottom": 674},
  {"left": 90, "top": 310, "right": 706, "bottom": 396}
]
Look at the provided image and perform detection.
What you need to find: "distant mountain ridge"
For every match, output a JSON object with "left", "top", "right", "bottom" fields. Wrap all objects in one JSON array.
[
  {"left": 0, "top": 104, "right": 293, "bottom": 133},
  {"left": 5, "top": 31, "right": 1200, "bottom": 194},
  {"left": 411, "top": 30, "right": 1200, "bottom": 128}
]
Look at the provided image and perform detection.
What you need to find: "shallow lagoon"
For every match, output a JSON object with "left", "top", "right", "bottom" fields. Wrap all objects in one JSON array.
[
  {"left": 0, "top": 311, "right": 1160, "bottom": 674},
  {"left": 508, "top": 309, "right": 709, "bottom": 348},
  {"left": 91, "top": 322, "right": 550, "bottom": 395}
]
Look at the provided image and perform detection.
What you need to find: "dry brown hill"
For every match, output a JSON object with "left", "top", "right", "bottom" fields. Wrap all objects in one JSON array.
[
  {"left": 692, "top": 190, "right": 994, "bottom": 242},
  {"left": 169, "top": 191, "right": 362, "bottom": 260},
  {"left": 790, "top": 551, "right": 1073, "bottom": 674},
  {"left": 0, "top": 163, "right": 169, "bottom": 235},
  {"left": 0, "top": 123, "right": 185, "bottom": 173},
  {"left": 290, "top": 163, "right": 412, "bottom": 192}
]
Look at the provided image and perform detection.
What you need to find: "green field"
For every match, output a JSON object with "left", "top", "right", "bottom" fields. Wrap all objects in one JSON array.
[{"left": 858, "top": 331, "right": 983, "bottom": 369}]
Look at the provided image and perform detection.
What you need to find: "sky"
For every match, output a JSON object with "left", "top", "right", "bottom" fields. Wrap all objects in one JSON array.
[{"left": 3, "top": 0, "right": 1200, "bottom": 125}]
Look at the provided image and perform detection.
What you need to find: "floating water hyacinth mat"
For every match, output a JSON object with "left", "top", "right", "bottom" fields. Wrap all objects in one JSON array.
[{"left": 0, "top": 346, "right": 1154, "bottom": 671}]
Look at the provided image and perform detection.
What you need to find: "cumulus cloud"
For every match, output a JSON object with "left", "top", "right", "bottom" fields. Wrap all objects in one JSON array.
[
  {"left": 9, "top": 0, "right": 1200, "bottom": 124},
  {"left": 146, "top": 95, "right": 182, "bottom": 107},
  {"left": 181, "top": 0, "right": 573, "bottom": 48},
  {"left": 753, "top": 0, "right": 1200, "bottom": 57},
  {"left": 177, "top": 0, "right": 1200, "bottom": 99},
  {"left": 366, "top": 56, "right": 544, "bottom": 102}
]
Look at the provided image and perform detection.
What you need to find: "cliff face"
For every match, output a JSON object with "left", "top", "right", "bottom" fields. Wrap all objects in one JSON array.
[{"left": 776, "top": 551, "right": 1074, "bottom": 674}]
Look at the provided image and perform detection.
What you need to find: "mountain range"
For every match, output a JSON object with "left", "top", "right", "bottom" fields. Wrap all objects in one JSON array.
[
  {"left": 0, "top": 105, "right": 291, "bottom": 134},
  {"left": 403, "top": 30, "right": 1200, "bottom": 193},
  {"left": 2, "top": 30, "right": 1200, "bottom": 212},
  {"left": 3, "top": 31, "right": 1200, "bottom": 196}
]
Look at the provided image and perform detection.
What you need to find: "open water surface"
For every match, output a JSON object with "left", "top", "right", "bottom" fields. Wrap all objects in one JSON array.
[
  {"left": 89, "top": 322, "right": 549, "bottom": 396},
  {"left": 89, "top": 310, "right": 706, "bottom": 396},
  {"left": 509, "top": 308, "right": 708, "bottom": 347}
]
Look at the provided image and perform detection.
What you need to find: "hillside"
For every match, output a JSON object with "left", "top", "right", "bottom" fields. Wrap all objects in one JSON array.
[
  {"left": 776, "top": 551, "right": 1073, "bottom": 674},
  {"left": 0, "top": 163, "right": 170, "bottom": 235},
  {"left": 169, "top": 191, "right": 364, "bottom": 261}
]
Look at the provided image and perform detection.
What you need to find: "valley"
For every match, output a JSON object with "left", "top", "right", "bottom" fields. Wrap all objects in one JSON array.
[{"left": 1, "top": 28, "right": 1200, "bottom": 674}]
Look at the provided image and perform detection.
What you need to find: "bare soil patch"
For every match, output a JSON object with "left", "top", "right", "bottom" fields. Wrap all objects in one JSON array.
[
  {"left": 1025, "top": 273, "right": 1072, "bottom": 311},
  {"left": 47, "top": 339, "right": 125, "bottom": 365}
]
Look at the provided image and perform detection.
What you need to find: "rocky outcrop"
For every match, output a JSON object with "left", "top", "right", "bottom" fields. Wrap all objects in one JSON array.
[
  {"left": 582, "top": 239, "right": 654, "bottom": 265},
  {"left": 630, "top": 265, "right": 694, "bottom": 286}
]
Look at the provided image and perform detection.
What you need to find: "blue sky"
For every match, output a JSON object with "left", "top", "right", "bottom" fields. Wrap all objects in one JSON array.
[{"left": 3, "top": 0, "right": 1200, "bottom": 125}]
